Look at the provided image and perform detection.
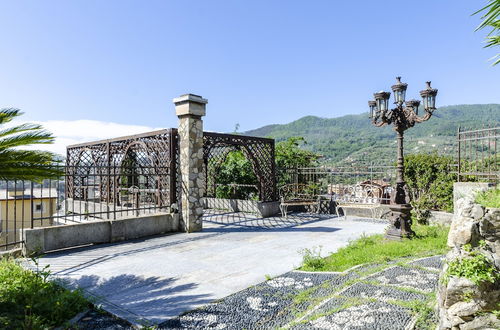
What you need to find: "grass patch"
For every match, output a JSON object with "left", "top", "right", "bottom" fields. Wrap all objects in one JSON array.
[
  {"left": 475, "top": 188, "right": 500, "bottom": 208},
  {"left": 0, "top": 258, "right": 89, "bottom": 329},
  {"left": 300, "top": 225, "right": 449, "bottom": 272}
]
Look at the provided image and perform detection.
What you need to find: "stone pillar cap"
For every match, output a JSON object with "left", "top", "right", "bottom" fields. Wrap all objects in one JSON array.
[{"left": 173, "top": 94, "right": 208, "bottom": 105}]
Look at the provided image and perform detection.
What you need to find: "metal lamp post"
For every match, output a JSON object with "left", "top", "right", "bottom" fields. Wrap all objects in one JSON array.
[{"left": 369, "top": 77, "right": 438, "bottom": 240}]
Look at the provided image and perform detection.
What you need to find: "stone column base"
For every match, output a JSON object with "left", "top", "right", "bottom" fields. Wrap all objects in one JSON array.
[{"left": 385, "top": 204, "right": 414, "bottom": 240}]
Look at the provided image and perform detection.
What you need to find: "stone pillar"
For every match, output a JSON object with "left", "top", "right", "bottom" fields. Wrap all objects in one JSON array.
[{"left": 173, "top": 94, "right": 207, "bottom": 232}]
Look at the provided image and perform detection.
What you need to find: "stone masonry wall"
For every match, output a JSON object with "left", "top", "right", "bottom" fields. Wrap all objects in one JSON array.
[
  {"left": 178, "top": 116, "right": 205, "bottom": 232},
  {"left": 437, "top": 197, "right": 499, "bottom": 329},
  {"left": 174, "top": 94, "right": 207, "bottom": 232}
]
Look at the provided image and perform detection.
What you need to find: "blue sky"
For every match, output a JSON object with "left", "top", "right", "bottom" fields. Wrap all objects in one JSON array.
[{"left": 0, "top": 0, "right": 498, "bottom": 154}]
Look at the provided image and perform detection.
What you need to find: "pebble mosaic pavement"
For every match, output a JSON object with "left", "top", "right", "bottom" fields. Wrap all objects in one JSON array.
[
  {"left": 72, "top": 255, "right": 443, "bottom": 329},
  {"left": 155, "top": 255, "right": 443, "bottom": 330}
]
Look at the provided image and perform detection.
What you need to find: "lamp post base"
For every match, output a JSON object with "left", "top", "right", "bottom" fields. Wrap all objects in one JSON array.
[{"left": 385, "top": 204, "right": 414, "bottom": 240}]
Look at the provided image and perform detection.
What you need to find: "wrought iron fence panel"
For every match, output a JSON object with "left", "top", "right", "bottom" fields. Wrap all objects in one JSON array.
[
  {"left": 0, "top": 164, "right": 171, "bottom": 251},
  {"left": 277, "top": 164, "right": 396, "bottom": 205},
  {"left": 457, "top": 126, "right": 499, "bottom": 182}
]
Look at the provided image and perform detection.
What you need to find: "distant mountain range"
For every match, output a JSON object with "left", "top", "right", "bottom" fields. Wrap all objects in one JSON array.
[{"left": 244, "top": 104, "right": 500, "bottom": 165}]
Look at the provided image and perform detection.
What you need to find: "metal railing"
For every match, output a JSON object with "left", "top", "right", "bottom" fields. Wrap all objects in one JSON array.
[
  {"left": 278, "top": 164, "right": 396, "bottom": 205},
  {"left": 0, "top": 165, "right": 172, "bottom": 251},
  {"left": 457, "top": 126, "right": 499, "bottom": 182}
]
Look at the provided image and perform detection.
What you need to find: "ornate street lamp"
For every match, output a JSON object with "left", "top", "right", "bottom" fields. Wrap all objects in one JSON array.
[{"left": 368, "top": 77, "right": 438, "bottom": 240}]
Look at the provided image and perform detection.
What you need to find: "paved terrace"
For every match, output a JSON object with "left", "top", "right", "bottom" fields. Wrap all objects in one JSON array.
[{"left": 27, "top": 211, "right": 388, "bottom": 326}]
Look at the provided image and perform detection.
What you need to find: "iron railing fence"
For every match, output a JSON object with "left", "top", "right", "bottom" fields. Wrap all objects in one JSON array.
[
  {"left": 0, "top": 165, "right": 172, "bottom": 251},
  {"left": 277, "top": 164, "right": 396, "bottom": 205},
  {"left": 457, "top": 126, "right": 499, "bottom": 183}
]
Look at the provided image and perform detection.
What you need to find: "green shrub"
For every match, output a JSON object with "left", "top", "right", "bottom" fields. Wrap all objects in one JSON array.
[
  {"left": 445, "top": 250, "right": 499, "bottom": 285},
  {"left": 0, "top": 258, "right": 88, "bottom": 329},
  {"left": 404, "top": 153, "right": 456, "bottom": 219},
  {"left": 213, "top": 150, "right": 259, "bottom": 200},
  {"left": 475, "top": 188, "right": 500, "bottom": 208}
]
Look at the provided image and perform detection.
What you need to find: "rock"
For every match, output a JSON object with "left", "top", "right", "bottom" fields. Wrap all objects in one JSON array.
[
  {"left": 456, "top": 198, "right": 475, "bottom": 217},
  {"left": 447, "top": 301, "right": 481, "bottom": 317},
  {"left": 449, "top": 314, "right": 467, "bottom": 327},
  {"left": 448, "top": 216, "right": 479, "bottom": 248},
  {"left": 439, "top": 304, "right": 452, "bottom": 329},
  {"left": 439, "top": 198, "right": 500, "bottom": 330},
  {"left": 444, "top": 277, "right": 477, "bottom": 308},
  {"left": 487, "top": 241, "right": 500, "bottom": 268},
  {"left": 478, "top": 286, "right": 500, "bottom": 311},
  {"left": 479, "top": 210, "right": 500, "bottom": 241},
  {"left": 470, "top": 205, "right": 485, "bottom": 220},
  {"left": 458, "top": 313, "right": 500, "bottom": 330}
]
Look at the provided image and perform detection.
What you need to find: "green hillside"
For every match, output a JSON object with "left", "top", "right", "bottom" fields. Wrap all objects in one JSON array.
[{"left": 244, "top": 104, "right": 500, "bottom": 165}]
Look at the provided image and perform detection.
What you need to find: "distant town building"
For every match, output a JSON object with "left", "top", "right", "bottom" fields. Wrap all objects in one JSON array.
[{"left": 0, "top": 188, "right": 57, "bottom": 233}]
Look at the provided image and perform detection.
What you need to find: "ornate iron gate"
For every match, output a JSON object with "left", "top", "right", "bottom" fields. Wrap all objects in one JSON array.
[
  {"left": 203, "top": 132, "right": 277, "bottom": 202},
  {"left": 66, "top": 130, "right": 277, "bottom": 208}
]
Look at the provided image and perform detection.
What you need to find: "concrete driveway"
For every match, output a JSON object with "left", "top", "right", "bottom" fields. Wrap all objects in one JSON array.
[{"left": 29, "top": 211, "right": 387, "bottom": 326}]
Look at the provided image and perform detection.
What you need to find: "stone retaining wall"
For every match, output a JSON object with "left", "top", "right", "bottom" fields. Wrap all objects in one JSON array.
[
  {"left": 428, "top": 211, "right": 454, "bottom": 226},
  {"left": 22, "top": 213, "right": 179, "bottom": 256},
  {"left": 437, "top": 197, "right": 499, "bottom": 329}
]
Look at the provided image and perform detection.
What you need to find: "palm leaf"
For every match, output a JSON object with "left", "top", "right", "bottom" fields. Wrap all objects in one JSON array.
[
  {"left": 473, "top": 1, "right": 500, "bottom": 65},
  {"left": 0, "top": 108, "right": 22, "bottom": 124},
  {"left": 0, "top": 108, "right": 61, "bottom": 181}
]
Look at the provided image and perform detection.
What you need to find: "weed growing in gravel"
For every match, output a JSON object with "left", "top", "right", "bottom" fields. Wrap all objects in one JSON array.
[
  {"left": 299, "top": 225, "right": 449, "bottom": 272},
  {"left": 0, "top": 258, "right": 89, "bottom": 329},
  {"left": 299, "top": 245, "right": 326, "bottom": 270}
]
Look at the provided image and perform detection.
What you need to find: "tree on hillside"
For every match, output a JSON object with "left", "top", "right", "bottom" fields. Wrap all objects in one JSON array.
[
  {"left": 275, "top": 137, "right": 321, "bottom": 188},
  {"left": 474, "top": 0, "right": 500, "bottom": 65},
  {"left": 0, "top": 108, "right": 62, "bottom": 181}
]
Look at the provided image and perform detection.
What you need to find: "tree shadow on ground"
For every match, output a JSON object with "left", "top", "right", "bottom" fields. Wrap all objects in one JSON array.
[
  {"left": 202, "top": 210, "right": 342, "bottom": 232},
  {"left": 58, "top": 273, "right": 214, "bottom": 326}
]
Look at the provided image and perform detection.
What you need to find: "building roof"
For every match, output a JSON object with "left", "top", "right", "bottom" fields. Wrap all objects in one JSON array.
[
  {"left": 0, "top": 188, "right": 58, "bottom": 201},
  {"left": 359, "top": 179, "right": 391, "bottom": 188}
]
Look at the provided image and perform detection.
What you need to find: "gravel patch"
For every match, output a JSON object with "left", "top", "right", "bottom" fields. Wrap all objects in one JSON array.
[
  {"left": 71, "top": 309, "right": 133, "bottom": 330},
  {"left": 294, "top": 296, "right": 348, "bottom": 323},
  {"left": 292, "top": 301, "right": 413, "bottom": 330},
  {"left": 366, "top": 266, "right": 439, "bottom": 293},
  {"left": 160, "top": 271, "right": 340, "bottom": 329},
  {"left": 339, "top": 282, "right": 428, "bottom": 302},
  {"left": 407, "top": 255, "right": 444, "bottom": 271}
]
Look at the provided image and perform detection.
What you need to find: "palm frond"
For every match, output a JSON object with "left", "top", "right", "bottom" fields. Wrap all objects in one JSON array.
[
  {"left": 0, "top": 131, "right": 55, "bottom": 150},
  {"left": 0, "top": 149, "right": 59, "bottom": 164},
  {"left": 0, "top": 166, "right": 63, "bottom": 181},
  {"left": 0, "top": 108, "right": 60, "bottom": 181},
  {"left": 0, "top": 108, "right": 22, "bottom": 125},
  {"left": 489, "top": 53, "right": 500, "bottom": 65},
  {"left": 474, "top": 0, "right": 500, "bottom": 31},
  {"left": 0, "top": 123, "right": 44, "bottom": 139},
  {"left": 485, "top": 35, "right": 500, "bottom": 48},
  {"left": 473, "top": 0, "right": 500, "bottom": 65}
]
